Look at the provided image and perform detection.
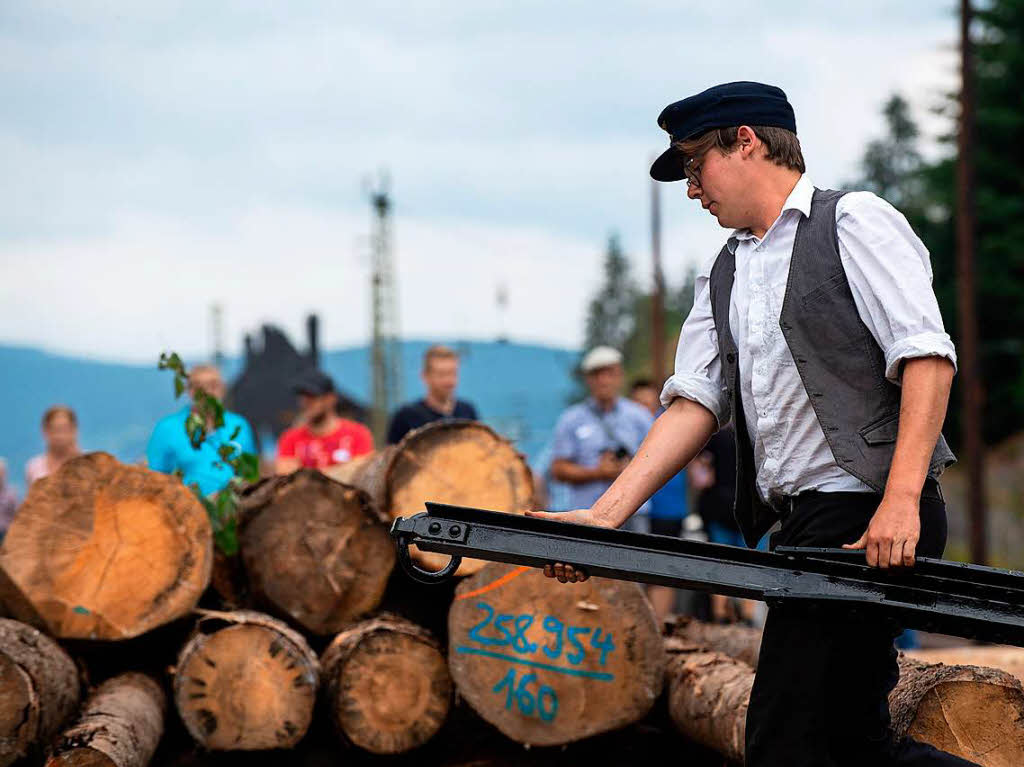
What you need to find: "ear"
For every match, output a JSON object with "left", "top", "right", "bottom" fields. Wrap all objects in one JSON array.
[{"left": 736, "top": 125, "right": 759, "bottom": 159}]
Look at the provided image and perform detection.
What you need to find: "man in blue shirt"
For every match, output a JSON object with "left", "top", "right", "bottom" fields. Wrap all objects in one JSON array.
[
  {"left": 147, "top": 365, "right": 257, "bottom": 496},
  {"left": 550, "top": 347, "right": 654, "bottom": 532}
]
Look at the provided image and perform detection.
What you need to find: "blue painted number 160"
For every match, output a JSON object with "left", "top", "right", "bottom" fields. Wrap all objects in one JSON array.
[{"left": 493, "top": 668, "right": 558, "bottom": 721}]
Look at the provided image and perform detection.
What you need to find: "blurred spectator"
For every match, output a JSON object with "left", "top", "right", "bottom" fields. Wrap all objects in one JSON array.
[
  {"left": 693, "top": 424, "right": 759, "bottom": 624},
  {"left": 147, "top": 364, "right": 256, "bottom": 495},
  {"left": 629, "top": 378, "right": 690, "bottom": 534},
  {"left": 631, "top": 378, "right": 690, "bottom": 621},
  {"left": 0, "top": 458, "right": 18, "bottom": 540},
  {"left": 276, "top": 370, "right": 373, "bottom": 473},
  {"left": 550, "top": 347, "right": 654, "bottom": 533},
  {"left": 25, "top": 405, "right": 82, "bottom": 486},
  {"left": 387, "top": 345, "right": 478, "bottom": 444},
  {"left": 628, "top": 378, "right": 661, "bottom": 415}
]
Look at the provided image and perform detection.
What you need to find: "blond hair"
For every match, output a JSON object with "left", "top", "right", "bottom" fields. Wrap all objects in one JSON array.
[{"left": 422, "top": 344, "right": 458, "bottom": 373}]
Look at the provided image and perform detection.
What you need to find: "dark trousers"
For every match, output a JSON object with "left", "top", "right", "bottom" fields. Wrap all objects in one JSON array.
[{"left": 744, "top": 486, "right": 981, "bottom": 767}]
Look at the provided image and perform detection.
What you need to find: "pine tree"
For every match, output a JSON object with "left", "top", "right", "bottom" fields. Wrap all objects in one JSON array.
[
  {"left": 855, "top": 0, "right": 1024, "bottom": 448},
  {"left": 584, "top": 233, "right": 637, "bottom": 356}
]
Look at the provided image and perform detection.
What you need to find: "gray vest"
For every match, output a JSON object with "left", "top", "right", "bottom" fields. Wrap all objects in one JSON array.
[{"left": 708, "top": 188, "right": 956, "bottom": 546}]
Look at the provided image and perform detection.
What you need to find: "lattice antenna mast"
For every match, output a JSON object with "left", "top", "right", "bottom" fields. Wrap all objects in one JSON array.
[
  {"left": 210, "top": 303, "right": 225, "bottom": 367},
  {"left": 368, "top": 172, "right": 401, "bottom": 444}
]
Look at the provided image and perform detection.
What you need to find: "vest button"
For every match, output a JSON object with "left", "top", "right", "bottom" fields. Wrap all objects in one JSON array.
[{"left": 726, "top": 352, "right": 736, "bottom": 364}]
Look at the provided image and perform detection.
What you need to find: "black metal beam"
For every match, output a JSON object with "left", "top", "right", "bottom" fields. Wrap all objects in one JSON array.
[{"left": 391, "top": 503, "right": 1024, "bottom": 647}]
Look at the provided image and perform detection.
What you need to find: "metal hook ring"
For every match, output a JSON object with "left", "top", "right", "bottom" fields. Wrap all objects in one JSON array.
[{"left": 396, "top": 535, "right": 463, "bottom": 584}]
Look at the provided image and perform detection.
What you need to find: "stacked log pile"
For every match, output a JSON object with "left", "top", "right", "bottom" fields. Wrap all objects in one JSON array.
[
  {"left": 0, "top": 429, "right": 1022, "bottom": 766},
  {"left": 664, "top": 616, "right": 1024, "bottom": 766}
]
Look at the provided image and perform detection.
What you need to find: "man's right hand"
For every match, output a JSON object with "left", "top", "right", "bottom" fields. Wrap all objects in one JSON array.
[
  {"left": 524, "top": 508, "right": 615, "bottom": 582},
  {"left": 595, "top": 451, "right": 627, "bottom": 481}
]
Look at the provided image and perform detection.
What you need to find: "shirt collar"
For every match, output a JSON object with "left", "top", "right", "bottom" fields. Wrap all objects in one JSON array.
[
  {"left": 727, "top": 174, "right": 814, "bottom": 249},
  {"left": 586, "top": 396, "right": 620, "bottom": 415}
]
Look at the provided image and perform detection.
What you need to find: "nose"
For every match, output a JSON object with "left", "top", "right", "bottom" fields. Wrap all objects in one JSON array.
[{"left": 686, "top": 184, "right": 702, "bottom": 200}]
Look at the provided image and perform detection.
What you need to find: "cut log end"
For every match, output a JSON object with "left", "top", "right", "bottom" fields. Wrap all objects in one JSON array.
[
  {"left": 322, "top": 615, "right": 451, "bottom": 754},
  {"left": 239, "top": 470, "right": 395, "bottom": 635},
  {"left": 448, "top": 563, "right": 664, "bottom": 746},
  {"left": 174, "top": 611, "right": 318, "bottom": 751},
  {"left": 0, "top": 651, "right": 37, "bottom": 766},
  {"left": 0, "top": 453, "right": 212, "bottom": 640},
  {"left": 0, "top": 619, "right": 80, "bottom": 767},
  {"left": 893, "top": 657, "right": 1024, "bottom": 767},
  {"left": 385, "top": 422, "right": 535, "bottom": 577}
]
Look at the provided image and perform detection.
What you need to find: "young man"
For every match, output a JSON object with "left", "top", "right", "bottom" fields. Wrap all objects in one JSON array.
[
  {"left": 550, "top": 347, "right": 655, "bottom": 533},
  {"left": 529, "top": 82, "right": 972, "bottom": 766},
  {"left": 387, "top": 345, "right": 478, "bottom": 444},
  {"left": 148, "top": 365, "right": 257, "bottom": 495},
  {"left": 276, "top": 370, "right": 373, "bottom": 472}
]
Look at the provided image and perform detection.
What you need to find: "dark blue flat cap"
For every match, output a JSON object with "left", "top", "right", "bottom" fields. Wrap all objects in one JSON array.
[
  {"left": 292, "top": 368, "right": 335, "bottom": 396},
  {"left": 650, "top": 81, "right": 796, "bottom": 182}
]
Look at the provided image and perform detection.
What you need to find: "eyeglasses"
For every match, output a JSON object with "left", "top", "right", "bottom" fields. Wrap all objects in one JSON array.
[{"left": 684, "top": 156, "right": 703, "bottom": 189}]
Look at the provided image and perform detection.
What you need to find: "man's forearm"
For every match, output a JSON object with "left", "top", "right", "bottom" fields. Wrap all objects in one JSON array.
[
  {"left": 591, "top": 397, "right": 717, "bottom": 528},
  {"left": 550, "top": 459, "right": 600, "bottom": 485},
  {"left": 885, "top": 356, "right": 955, "bottom": 500}
]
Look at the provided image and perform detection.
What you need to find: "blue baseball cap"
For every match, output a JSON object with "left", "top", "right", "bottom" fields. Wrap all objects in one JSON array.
[{"left": 650, "top": 81, "right": 797, "bottom": 182}]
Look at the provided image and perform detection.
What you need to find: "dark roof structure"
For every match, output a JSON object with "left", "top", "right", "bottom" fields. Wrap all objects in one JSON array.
[{"left": 228, "top": 314, "right": 367, "bottom": 447}]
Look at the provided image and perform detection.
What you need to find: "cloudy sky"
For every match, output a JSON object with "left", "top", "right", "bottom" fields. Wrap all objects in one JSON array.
[{"left": 0, "top": 1, "right": 960, "bottom": 362}]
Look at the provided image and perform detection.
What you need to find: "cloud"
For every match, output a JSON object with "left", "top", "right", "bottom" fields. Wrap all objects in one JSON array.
[{"left": 0, "top": 0, "right": 959, "bottom": 359}]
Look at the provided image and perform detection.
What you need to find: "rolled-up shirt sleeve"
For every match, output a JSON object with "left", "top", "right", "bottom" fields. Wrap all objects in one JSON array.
[
  {"left": 659, "top": 268, "right": 730, "bottom": 426},
  {"left": 836, "top": 192, "right": 957, "bottom": 384}
]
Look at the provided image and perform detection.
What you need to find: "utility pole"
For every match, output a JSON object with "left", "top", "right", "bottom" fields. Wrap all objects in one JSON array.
[
  {"left": 650, "top": 172, "right": 667, "bottom": 384},
  {"left": 367, "top": 172, "right": 402, "bottom": 445},
  {"left": 210, "top": 303, "right": 224, "bottom": 368},
  {"left": 496, "top": 282, "right": 509, "bottom": 344},
  {"left": 957, "top": 0, "right": 986, "bottom": 564}
]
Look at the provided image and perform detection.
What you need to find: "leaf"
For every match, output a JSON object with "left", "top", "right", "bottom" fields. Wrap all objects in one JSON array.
[
  {"left": 214, "top": 521, "right": 239, "bottom": 557},
  {"left": 235, "top": 453, "right": 260, "bottom": 483},
  {"left": 185, "top": 412, "right": 207, "bottom": 449},
  {"left": 214, "top": 489, "right": 234, "bottom": 524},
  {"left": 229, "top": 426, "right": 241, "bottom": 441},
  {"left": 174, "top": 375, "right": 185, "bottom": 399}
]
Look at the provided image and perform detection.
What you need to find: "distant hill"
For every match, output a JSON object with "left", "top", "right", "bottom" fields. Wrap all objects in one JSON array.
[{"left": 0, "top": 341, "right": 580, "bottom": 498}]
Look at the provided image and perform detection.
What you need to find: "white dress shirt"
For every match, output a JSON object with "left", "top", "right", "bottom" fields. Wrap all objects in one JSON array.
[{"left": 660, "top": 175, "right": 956, "bottom": 503}]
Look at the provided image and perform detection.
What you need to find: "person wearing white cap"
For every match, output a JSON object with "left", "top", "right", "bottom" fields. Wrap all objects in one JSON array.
[{"left": 547, "top": 346, "right": 655, "bottom": 532}]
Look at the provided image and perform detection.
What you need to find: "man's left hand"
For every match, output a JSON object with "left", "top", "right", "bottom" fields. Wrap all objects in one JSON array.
[{"left": 842, "top": 493, "right": 921, "bottom": 569}]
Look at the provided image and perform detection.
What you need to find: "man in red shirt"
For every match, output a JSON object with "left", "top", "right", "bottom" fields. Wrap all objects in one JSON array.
[{"left": 275, "top": 370, "right": 373, "bottom": 473}]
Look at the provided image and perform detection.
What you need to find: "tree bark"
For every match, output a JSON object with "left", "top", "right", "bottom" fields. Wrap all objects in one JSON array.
[
  {"left": 664, "top": 636, "right": 751, "bottom": 764},
  {"left": 906, "top": 646, "right": 1024, "bottom": 685},
  {"left": 448, "top": 562, "right": 664, "bottom": 746},
  {"left": 667, "top": 614, "right": 761, "bottom": 668},
  {"left": 46, "top": 673, "right": 164, "bottom": 767},
  {"left": 237, "top": 470, "right": 394, "bottom": 634},
  {"left": 320, "top": 613, "right": 451, "bottom": 754},
  {"left": 173, "top": 609, "right": 318, "bottom": 751},
  {"left": 324, "top": 421, "right": 535, "bottom": 577},
  {"left": 0, "top": 619, "right": 80, "bottom": 767},
  {"left": 0, "top": 453, "right": 212, "bottom": 640}
]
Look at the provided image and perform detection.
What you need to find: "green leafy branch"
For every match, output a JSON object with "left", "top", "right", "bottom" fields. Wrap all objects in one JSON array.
[{"left": 158, "top": 352, "right": 259, "bottom": 556}]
